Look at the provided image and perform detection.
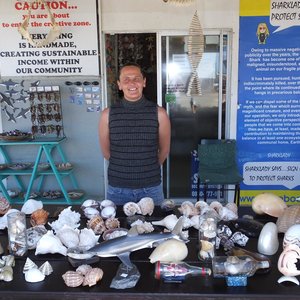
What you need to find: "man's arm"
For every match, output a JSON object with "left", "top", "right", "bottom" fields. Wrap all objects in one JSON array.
[
  {"left": 157, "top": 106, "right": 171, "bottom": 165},
  {"left": 98, "top": 108, "right": 110, "bottom": 160}
]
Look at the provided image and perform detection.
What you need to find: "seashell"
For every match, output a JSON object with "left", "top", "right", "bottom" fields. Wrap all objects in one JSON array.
[
  {"left": 23, "top": 257, "right": 38, "bottom": 273},
  {"left": 252, "top": 193, "right": 287, "bottom": 217},
  {"left": 210, "top": 201, "right": 223, "bottom": 214},
  {"left": 277, "top": 275, "right": 299, "bottom": 285},
  {"left": 152, "top": 214, "right": 178, "bottom": 231},
  {"left": 283, "top": 224, "right": 300, "bottom": 248},
  {"left": 105, "top": 217, "right": 120, "bottom": 230},
  {"left": 102, "top": 228, "right": 128, "bottom": 240},
  {"left": 0, "top": 266, "right": 13, "bottom": 282},
  {"left": 3, "top": 255, "right": 15, "bottom": 267},
  {"left": 35, "top": 230, "right": 67, "bottom": 256},
  {"left": 49, "top": 206, "right": 81, "bottom": 233},
  {"left": 62, "top": 270, "right": 83, "bottom": 287},
  {"left": 78, "top": 228, "right": 100, "bottom": 250},
  {"left": 26, "top": 225, "right": 47, "bottom": 250},
  {"left": 181, "top": 216, "right": 194, "bottom": 229},
  {"left": 0, "top": 197, "right": 11, "bottom": 215},
  {"left": 76, "top": 264, "right": 92, "bottom": 276},
  {"left": 123, "top": 202, "right": 141, "bottom": 217},
  {"left": 21, "top": 199, "right": 43, "bottom": 215},
  {"left": 130, "top": 220, "right": 154, "bottom": 234},
  {"left": 57, "top": 224, "right": 80, "bottom": 249},
  {"left": 277, "top": 244, "right": 300, "bottom": 277},
  {"left": 83, "top": 207, "right": 100, "bottom": 219},
  {"left": 39, "top": 261, "right": 53, "bottom": 276},
  {"left": 218, "top": 206, "right": 238, "bottom": 221},
  {"left": 178, "top": 201, "right": 198, "bottom": 217},
  {"left": 195, "top": 200, "right": 209, "bottom": 214},
  {"left": 190, "top": 215, "right": 200, "bottom": 229},
  {"left": 100, "top": 206, "right": 116, "bottom": 219},
  {"left": 0, "top": 208, "right": 20, "bottom": 230},
  {"left": 230, "top": 231, "right": 249, "bottom": 247},
  {"left": 137, "top": 197, "right": 155, "bottom": 216},
  {"left": 258, "top": 222, "right": 279, "bottom": 255},
  {"left": 30, "top": 208, "right": 49, "bottom": 226},
  {"left": 99, "top": 199, "right": 116, "bottom": 210},
  {"left": 82, "top": 267, "right": 104, "bottom": 287},
  {"left": 226, "top": 202, "right": 238, "bottom": 215},
  {"left": 81, "top": 199, "right": 99, "bottom": 210},
  {"left": 87, "top": 215, "right": 106, "bottom": 235},
  {"left": 277, "top": 205, "right": 300, "bottom": 233},
  {"left": 160, "top": 199, "right": 175, "bottom": 211},
  {"left": 25, "top": 268, "right": 45, "bottom": 283},
  {"left": 149, "top": 239, "right": 188, "bottom": 263}
]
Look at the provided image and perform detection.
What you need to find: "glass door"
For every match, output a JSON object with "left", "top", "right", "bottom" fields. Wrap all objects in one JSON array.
[{"left": 161, "top": 32, "right": 231, "bottom": 200}]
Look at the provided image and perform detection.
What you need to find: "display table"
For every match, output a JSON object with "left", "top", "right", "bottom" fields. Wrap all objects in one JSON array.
[{"left": 0, "top": 206, "right": 299, "bottom": 300}]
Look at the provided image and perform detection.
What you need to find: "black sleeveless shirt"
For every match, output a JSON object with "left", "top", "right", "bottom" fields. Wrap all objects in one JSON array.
[{"left": 108, "top": 96, "right": 161, "bottom": 188}]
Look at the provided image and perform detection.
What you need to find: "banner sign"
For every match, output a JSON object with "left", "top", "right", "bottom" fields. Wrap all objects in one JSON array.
[
  {"left": 0, "top": 0, "right": 100, "bottom": 76},
  {"left": 238, "top": 0, "right": 300, "bottom": 205}
]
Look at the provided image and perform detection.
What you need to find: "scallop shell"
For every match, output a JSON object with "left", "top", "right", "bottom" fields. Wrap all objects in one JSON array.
[
  {"left": 152, "top": 214, "right": 178, "bottom": 231},
  {"left": 82, "top": 267, "right": 104, "bottom": 287},
  {"left": 30, "top": 208, "right": 49, "bottom": 226},
  {"left": 283, "top": 224, "right": 300, "bottom": 248},
  {"left": 57, "top": 225, "right": 80, "bottom": 249},
  {"left": 252, "top": 193, "right": 287, "bottom": 217},
  {"left": 87, "top": 215, "right": 106, "bottom": 235},
  {"left": 149, "top": 239, "right": 188, "bottom": 263},
  {"left": 26, "top": 225, "right": 47, "bottom": 250},
  {"left": 78, "top": 228, "right": 100, "bottom": 250},
  {"left": 39, "top": 261, "right": 53, "bottom": 276},
  {"left": 138, "top": 197, "right": 155, "bottom": 216},
  {"left": 76, "top": 264, "right": 92, "bottom": 276},
  {"left": 99, "top": 199, "right": 116, "bottom": 210},
  {"left": 62, "top": 270, "right": 84, "bottom": 287},
  {"left": 25, "top": 268, "right": 45, "bottom": 283},
  {"left": 0, "top": 197, "right": 11, "bottom": 215},
  {"left": 178, "top": 201, "right": 198, "bottom": 217},
  {"left": 277, "top": 205, "right": 300, "bottom": 233},
  {"left": 21, "top": 199, "right": 43, "bottom": 214},
  {"left": 35, "top": 230, "right": 67, "bottom": 256},
  {"left": 81, "top": 199, "right": 99, "bottom": 210},
  {"left": 105, "top": 217, "right": 120, "bottom": 230},
  {"left": 100, "top": 206, "right": 116, "bottom": 219},
  {"left": 23, "top": 257, "right": 38, "bottom": 273},
  {"left": 123, "top": 202, "right": 141, "bottom": 217}
]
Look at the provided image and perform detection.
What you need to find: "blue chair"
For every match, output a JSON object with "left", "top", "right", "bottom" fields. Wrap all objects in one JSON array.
[{"left": 196, "top": 139, "right": 243, "bottom": 206}]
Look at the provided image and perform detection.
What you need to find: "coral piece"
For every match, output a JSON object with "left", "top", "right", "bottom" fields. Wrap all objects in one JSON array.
[{"left": 30, "top": 208, "right": 49, "bottom": 226}]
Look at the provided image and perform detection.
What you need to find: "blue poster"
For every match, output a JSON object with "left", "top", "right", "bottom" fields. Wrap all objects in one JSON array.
[{"left": 238, "top": 0, "right": 300, "bottom": 205}]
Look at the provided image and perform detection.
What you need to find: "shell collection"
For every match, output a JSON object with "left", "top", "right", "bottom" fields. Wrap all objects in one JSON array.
[
  {"left": 62, "top": 265, "right": 103, "bottom": 287},
  {"left": 0, "top": 255, "right": 15, "bottom": 282},
  {"left": 123, "top": 197, "right": 155, "bottom": 217},
  {"left": 23, "top": 258, "right": 53, "bottom": 283}
]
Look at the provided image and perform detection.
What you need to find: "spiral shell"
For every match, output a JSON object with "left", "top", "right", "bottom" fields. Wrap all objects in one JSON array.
[
  {"left": 82, "top": 267, "right": 104, "bottom": 287},
  {"left": 277, "top": 205, "right": 300, "bottom": 233},
  {"left": 30, "top": 208, "right": 49, "bottom": 226},
  {"left": 62, "top": 271, "right": 84, "bottom": 287},
  {"left": 123, "top": 202, "right": 141, "bottom": 217},
  {"left": 105, "top": 217, "right": 120, "bottom": 230},
  {"left": 0, "top": 197, "right": 11, "bottom": 215},
  {"left": 87, "top": 215, "right": 106, "bottom": 235},
  {"left": 23, "top": 257, "right": 38, "bottom": 273},
  {"left": 138, "top": 197, "right": 155, "bottom": 216},
  {"left": 39, "top": 261, "right": 53, "bottom": 276}
]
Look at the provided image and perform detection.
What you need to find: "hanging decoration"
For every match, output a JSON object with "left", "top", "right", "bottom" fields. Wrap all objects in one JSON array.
[
  {"left": 163, "top": 0, "right": 196, "bottom": 6},
  {"left": 18, "top": 0, "right": 61, "bottom": 48},
  {"left": 186, "top": 11, "right": 204, "bottom": 96}
]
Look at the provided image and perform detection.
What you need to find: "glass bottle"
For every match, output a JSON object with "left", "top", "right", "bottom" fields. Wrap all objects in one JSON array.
[
  {"left": 212, "top": 255, "right": 270, "bottom": 277},
  {"left": 155, "top": 261, "right": 211, "bottom": 283},
  {"left": 198, "top": 211, "right": 218, "bottom": 261}
]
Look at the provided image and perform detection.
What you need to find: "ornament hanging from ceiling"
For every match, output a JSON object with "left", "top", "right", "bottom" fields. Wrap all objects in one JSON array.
[
  {"left": 163, "top": 0, "right": 196, "bottom": 6},
  {"left": 186, "top": 11, "right": 204, "bottom": 96},
  {"left": 18, "top": 0, "right": 61, "bottom": 48}
]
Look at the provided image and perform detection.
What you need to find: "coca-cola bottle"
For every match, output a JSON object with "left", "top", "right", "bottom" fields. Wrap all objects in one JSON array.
[{"left": 155, "top": 261, "right": 211, "bottom": 283}]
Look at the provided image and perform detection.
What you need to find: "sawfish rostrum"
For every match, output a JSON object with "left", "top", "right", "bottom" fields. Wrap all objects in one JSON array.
[{"left": 67, "top": 217, "right": 185, "bottom": 268}]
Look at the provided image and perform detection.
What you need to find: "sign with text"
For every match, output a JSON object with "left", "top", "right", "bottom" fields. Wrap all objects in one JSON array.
[
  {"left": 238, "top": 0, "right": 300, "bottom": 205},
  {"left": 0, "top": 0, "right": 100, "bottom": 76}
]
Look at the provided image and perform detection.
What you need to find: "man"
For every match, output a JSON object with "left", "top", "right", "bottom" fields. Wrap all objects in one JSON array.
[{"left": 98, "top": 63, "right": 171, "bottom": 204}]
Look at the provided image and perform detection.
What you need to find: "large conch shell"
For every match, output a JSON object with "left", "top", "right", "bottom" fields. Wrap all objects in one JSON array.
[
  {"left": 277, "top": 244, "right": 300, "bottom": 285},
  {"left": 149, "top": 239, "right": 188, "bottom": 263},
  {"left": 277, "top": 205, "right": 300, "bottom": 233},
  {"left": 152, "top": 214, "right": 178, "bottom": 231},
  {"left": 252, "top": 193, "right": 287, "bottom": 217}
]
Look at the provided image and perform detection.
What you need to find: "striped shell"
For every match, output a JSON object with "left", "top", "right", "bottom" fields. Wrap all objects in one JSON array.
[
  {"left": 105, "top": 217, "right": 120, "bottom": 230},
  {"left": 30, "top": 208, "right": 49, "bottom": 226},
  {"left": 76, "top": 264, "right": 92, "bottom": 276},
  {"left": 62, "top": 271, "right": 84, "bottom": 287},
  {"left": 87, "top": 215, "right": 106, "bottom": 235},
  {"left": 82, "top": 267, "right": 104, "bottom": 287},
  {"left": 0, "top": 197, "right": 11, "bottom": 215},
  {"left": 39, "top": 261, "right": 53, "bottom": 276},
  {"left": 277, "top": 205, "right": 300, "bottom": 233}
]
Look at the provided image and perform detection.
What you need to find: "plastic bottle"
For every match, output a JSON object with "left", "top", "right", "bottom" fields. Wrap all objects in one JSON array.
[{"left": 155, "top": 261, "right": 211, "bottom": 283}]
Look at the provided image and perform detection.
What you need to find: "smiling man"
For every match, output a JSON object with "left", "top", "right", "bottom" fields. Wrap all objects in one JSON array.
[{"left": 98, "top": 63, "right": 171, "bottom": 204}]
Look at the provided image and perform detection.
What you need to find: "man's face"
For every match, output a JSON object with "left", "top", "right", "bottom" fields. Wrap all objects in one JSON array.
[{"left": 117, "top": 66, "right": 146, "bottom": 101}]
